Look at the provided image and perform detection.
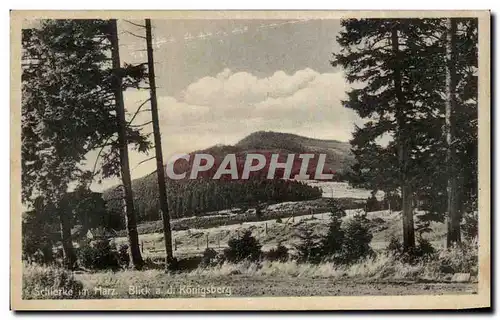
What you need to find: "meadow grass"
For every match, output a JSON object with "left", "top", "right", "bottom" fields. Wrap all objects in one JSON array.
[{"left": 23, "top": 240, "right": 477, "bottom": 300}]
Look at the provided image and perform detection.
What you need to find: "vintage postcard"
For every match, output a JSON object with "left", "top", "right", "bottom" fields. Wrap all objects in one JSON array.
[{"left": 10, "top": 10, "right": 490, "bottom": 310}]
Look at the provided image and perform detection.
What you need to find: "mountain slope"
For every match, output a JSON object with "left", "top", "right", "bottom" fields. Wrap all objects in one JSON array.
[
  {"left": 101, "top": 131, "right": 354, "bottom": 226},
  {"left": 234, "top": 131, "right": 353, "bottom": 174}
]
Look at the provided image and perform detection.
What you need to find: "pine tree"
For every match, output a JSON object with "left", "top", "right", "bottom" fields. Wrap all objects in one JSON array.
[
  {"left": 332, "top": 18, "right": 478, "bottom": 250},
  {"left": 444, "top": 18, "right": 460, "bottom": 246},
  {"left": 332, "top": 19, "right": 426, "bottom": 250},
  {"left": 442, "top": 18, "right": 478, "bottom": 245},
  {"left": 22, "top": 19, "right": 150, "bottom": 268},
  {"left": 144, "top": 18, "right": 175, "bottom": 266},
  {"left": 294, "top": 226, "right": 323, "bottom": 264},
  {"left": 320, "top": 210, "right": 344, "bottom": 257}
]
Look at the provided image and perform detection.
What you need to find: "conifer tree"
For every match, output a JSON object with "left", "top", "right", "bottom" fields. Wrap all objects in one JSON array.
[
  {"left": 22, "top": 19, "right": 150, "bottom": 268},
  {"left": 332, "top": 19, "right": 425, "bottom": 250}
]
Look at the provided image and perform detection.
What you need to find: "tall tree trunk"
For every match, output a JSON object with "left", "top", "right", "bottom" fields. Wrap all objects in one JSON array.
[
  {"left": 445, "top": 18, "right": 461, "bottom": 247},
  {"left": 58, "top": 205, "right": 76, "bottom": 269},
  {"left": 109, "top": 19, "right": 144, "bottom": 269},
  {"left": 391, "top": 26, "right": 415, "bottom": 251},
  {"left": 145, "top": 19, "right": 175, "bottom": 267}
]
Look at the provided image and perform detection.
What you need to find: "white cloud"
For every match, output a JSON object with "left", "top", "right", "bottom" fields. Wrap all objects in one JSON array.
[{"left": 182, "top": 68, "right": 320, "bottom": 107}]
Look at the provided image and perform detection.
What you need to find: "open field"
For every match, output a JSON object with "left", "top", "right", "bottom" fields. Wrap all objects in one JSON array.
[
  {"left": 115, "top": 181, "right": 372, "bottom": 236},
  {"left": 113, "top": 206, "right": 447, "bottom": 260},
  {"left": 305, "top": 181, "right": 385, "bottom": 200}
]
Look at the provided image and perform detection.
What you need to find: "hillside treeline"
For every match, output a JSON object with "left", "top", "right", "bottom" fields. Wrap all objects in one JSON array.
[{"left": 103, "top": 177, "right": 322, "bottom": 229}]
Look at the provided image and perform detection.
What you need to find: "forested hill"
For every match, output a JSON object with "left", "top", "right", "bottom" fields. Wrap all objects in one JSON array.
[
  {"left": 102, "top": 131, "right": 353, "bottom": 227},
  {"left": 235, "top": 131, "right": 353, "bottom": 171},
  {"left": 189, "top": 131, "right": 354, "bottom": 175}
]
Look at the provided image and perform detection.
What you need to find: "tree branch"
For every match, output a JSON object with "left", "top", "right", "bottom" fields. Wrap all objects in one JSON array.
[
  {"left": 124, "top": 30, "right": 146, "bottom": 39},
  {"left": 126, "top": 98, "right": 151, "bottom": 128},
  {"left": 132, "top": 156, "right": 155, "bottom": 171},
  {"left": 129, "top": 121, "right": 153, "bottom": 128},
  {"left": 124, "top": 20, "right": 147, "bottom": 28}
]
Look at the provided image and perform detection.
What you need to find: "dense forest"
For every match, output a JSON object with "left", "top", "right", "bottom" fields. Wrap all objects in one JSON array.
[{"left": 103, "top": 177, "right": 323, "bottom": 229}]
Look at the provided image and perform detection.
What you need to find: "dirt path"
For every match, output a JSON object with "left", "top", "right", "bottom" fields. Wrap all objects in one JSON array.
[
  {"left": 77, "top": 274, "right": 477, "bottom": 298},
  {"left": 225, "top": 277, "right": 477, "bottom": 297}
]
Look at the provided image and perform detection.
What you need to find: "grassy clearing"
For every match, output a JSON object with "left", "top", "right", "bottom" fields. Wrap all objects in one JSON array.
[
  {"left": 76, "top": 248, "right": 478, "bottom": 298},
  {"left": 115, "top": 197, "right": 367, "bottom": 237},
  {"left": 113, "top": 209, "right": 447, "bottom": 260},
  {"left": 185, "top": 243, "right": 477, "bottom": 282},
  {"left": 22, "top": 264, "right": 98, "bottom": 299},
  {"left": 23, "top": 239, "right": 478, "bottom": 299}
]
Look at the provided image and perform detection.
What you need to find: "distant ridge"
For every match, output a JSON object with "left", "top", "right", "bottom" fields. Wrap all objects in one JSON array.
[{"left": 195, "top": 131, "right": 354, "bottom": 174}]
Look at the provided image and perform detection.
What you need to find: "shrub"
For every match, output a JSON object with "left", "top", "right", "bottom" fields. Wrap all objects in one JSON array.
[
  {"left": 295, "top": 208, "right": 374, "bottom": 265},
  {"left": 386, "top": 236, "right": 436, "bottom": 264},
  {"left": 320, "top": 212, "right": 344, "bottom": 257},
  {"left": 365, "top": 194, "right": 379, "bottom": 212},
  {"left": 22, "top": 264, "right": 85, "bottom": 300},
  {"left": 265, "top": 243, "right": 289, "bottom": 262},
  {"left": 223, "top": 230, "right": 262, "bottom": 263},
  {"left": 437, "top": 239, "right": 478, "bottom": 275},
  {"left": 294, "top": 226, "right": 323, "bottom": 264},
  {"left": 201, "top": 248, "right": 219, "bottom": 267},
  {"left": 338, "top": 215, "right": 374, "bottom": 264},
  {"left": 461, "top": 211, "right": 478, "bottom": 240},
  {"left": 22, "top": 209, "right": 57, "bottom": 265},
  {"left": 77, "top": 240, "right": 120, "bottom": 270},
  {"left": 174, "top": 256, "right": 203, "bottom": 271},
  {"left": 276, "top": 217, "right": 282, "bottom": 223},
  {"left": 293, "top": 201, "right": 347, "bottom": 264},
  {"left": 387, "top": 236, "right": 403, "bottom": 255},
  {"left": 117, "top": 244, "right": 130, "bottom": 268},
  {"left": 414, "top": 237, "right": 436, "bottom": 258}
]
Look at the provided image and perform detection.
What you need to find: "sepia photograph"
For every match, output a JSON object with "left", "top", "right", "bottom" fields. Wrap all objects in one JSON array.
[{"left": 10, "top": 10, "right": 490, "bottom": 310}]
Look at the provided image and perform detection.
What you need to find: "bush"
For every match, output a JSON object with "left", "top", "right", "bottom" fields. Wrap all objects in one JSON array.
[
  {"left": 415, "top": 237, "right": 436, "bottom": 258},
  {"left": 22, "top": 264, "right": 86, "bottom": 300},
  {"left": 294, "top": 226, "right": 323, "bottom": 264},
  {"left": 201, "top": 248, "right": 219, "bottom": 267},
  {"left": 386, "top": 236, "right": 436, "bottom": 264},
  {"left": 173, "top": 256, "right": 203, "bottom": 271},
  {"left": 265, "top": 243, "right": 289, "bottom": 262},
  {"left": 77, "top": 240, "right": 120, "bottom": 270},
  {"left": 223, "top": 230, "right": 262, "bottom": 263},
  {"left": 387, "top": 236, "right": 403, "bottom": 255},
  {"left": 117, "top": 244, "right": 130, "bottom": 268},
  {"left": 437, "top": 239, "right": 478, "bottom": 275},
  {"left": 276, "top": 217, "right": 282, "bottom": 223},
  {"left": 461, "top": 211, "right": 478, "bottom": 240},
  {"left": 293, "top": 206, "right": 375, "bottom": 266},
  {"left": 337, "top": 215, "right": 374, "bottom": 264},
  {"left": 365, "top": 194, "right": 379, "bottom": 212},
  {"left": 320, "top": 212, "right": 344, "bottom": 257},
  {"left": 22, "top": 209, "right": 57, "bottom": 265}
]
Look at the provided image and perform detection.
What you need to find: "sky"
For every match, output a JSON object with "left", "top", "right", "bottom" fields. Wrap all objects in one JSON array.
[
  {"left": 25, "top": 18, "right": 361, "bottom": 191},
  {"left": 82, "top": 18, "right": 361, "bottom": 191}
]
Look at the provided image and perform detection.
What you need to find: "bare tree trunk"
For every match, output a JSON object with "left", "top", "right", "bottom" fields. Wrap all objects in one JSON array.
[
  {"left": 445, "top": 18, "right": 461, "bottom": 247},
  {"left": 109, "top": 19, "right": 144, "bottom": 269},
  {"left": 145, "top": 19, "right": 175, "bottom": 267},
  {"left": 58, "top": 206, "right": 76, "bottom": 269},
  {"left": 391, "top": 26, "right": 415, "bottom": 251}
]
